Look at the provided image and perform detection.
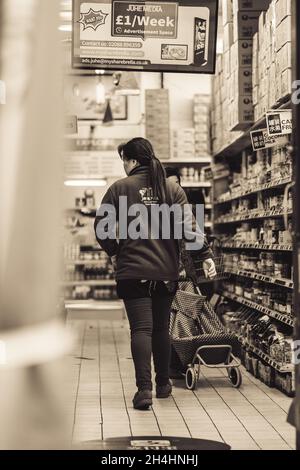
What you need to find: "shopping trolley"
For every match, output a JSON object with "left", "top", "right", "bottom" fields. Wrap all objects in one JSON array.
[
  {"left": 170, "top": 277, "right": 242, "bottom": 391},
  {"left": 194, "top": 255, "right": 229, "bottom": 284}
]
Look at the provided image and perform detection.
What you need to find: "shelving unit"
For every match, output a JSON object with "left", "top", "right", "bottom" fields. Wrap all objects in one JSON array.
[
  {"left": 181, "top": 181, "right": 212, "bottom": 188},
  {"left": 213, "top": 96, "right": 291, "bottom": 160},
  {"left": 161, "top": 158, "right": 212, "bottom": 164},
  {"left": 211, "top": 18, "right": 294, "bottom": 392},
  {"left": 236, "top": 335, "right": 294, "bottom": 374},
  {"left": 222, "top": 291, "right": 294, "bottom": 328},
  {"left": 215, "top": 176, "right": 292, "bottom": 205},
  {"left": 63, "top": 280, "right": 116, "bottom": 287},
  {"left": 161, "top": 158, "right": 213, "bottom": 229},
  {"left": 221, "top": 242, "right": 293, "bottom": 252},
  {"left": 215, "top": 209, "right": 293, "bottom": 225},
  {"left": 224, "top": 268, "right": 293, "bottom": 290}
]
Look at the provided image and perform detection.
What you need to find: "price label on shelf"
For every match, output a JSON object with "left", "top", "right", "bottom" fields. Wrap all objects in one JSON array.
[
  {"left": 250, "top": 128, "right": 288, "bottom": 151},
  {"left": 266, "top": 110, "right": 293, "bottom": 136}
]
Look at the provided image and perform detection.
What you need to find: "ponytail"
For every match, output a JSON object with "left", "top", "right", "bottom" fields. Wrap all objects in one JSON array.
[
  {"left": 119, "top": 137, "right": 167, "bottom": 204},
  {"left": 149, "top": 156, "right": 167, "bottom": 204}
]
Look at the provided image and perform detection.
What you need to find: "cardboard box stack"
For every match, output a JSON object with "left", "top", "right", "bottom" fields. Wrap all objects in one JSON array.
[
  {"left": 193, "top": 94, "right": 211, "bottom": 157},
  {"left": 145, "top": 89, "right": 170, "bottom": 160},
  {"left": 172, "top": 128, "right": 195, "bottom": 160},
  {"left": 211, "top": 0, "right": 291, "bottom": 154},
  {"left": 171, "top": 94, "right": 212, "bottom": 159},
  {"left": 253, "top": 0, "right": 292, "bottom": 121}
]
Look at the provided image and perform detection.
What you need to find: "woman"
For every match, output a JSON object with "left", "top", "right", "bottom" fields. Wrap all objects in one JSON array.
[{"left": 94, "top": 138, "right": 216, "bottom": 410}]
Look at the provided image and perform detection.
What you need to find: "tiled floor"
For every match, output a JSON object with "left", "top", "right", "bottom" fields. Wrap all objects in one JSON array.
[{"left": 66, "top": 319, "right": 296, "bottom": 450}]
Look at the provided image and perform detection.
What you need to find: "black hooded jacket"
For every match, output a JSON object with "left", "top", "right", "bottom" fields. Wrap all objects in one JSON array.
[{"left": 94, "top": 166, "right": 213, "bottom": 281}]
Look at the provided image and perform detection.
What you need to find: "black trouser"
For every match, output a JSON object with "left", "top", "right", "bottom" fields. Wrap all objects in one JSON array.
[{"left": 117, "top": 280, "right": 177, "bottom": 391}]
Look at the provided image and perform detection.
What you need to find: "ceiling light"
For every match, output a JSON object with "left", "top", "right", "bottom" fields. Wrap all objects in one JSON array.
[{"left": 59, "top": 24, "right": 72, "bottom": 32}]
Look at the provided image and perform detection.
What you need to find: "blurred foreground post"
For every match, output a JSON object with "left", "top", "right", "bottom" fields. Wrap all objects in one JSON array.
[{"left": 0, "top": 0, "right": 71, "bottom": 449}]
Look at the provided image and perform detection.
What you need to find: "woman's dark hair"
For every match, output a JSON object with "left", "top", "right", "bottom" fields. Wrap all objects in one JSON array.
[
  {"left": 118, "top": 137, "right": 167, "bottom": 203},
  {"left": 165, "top": 166, "right": 181, "bottom": 184}
]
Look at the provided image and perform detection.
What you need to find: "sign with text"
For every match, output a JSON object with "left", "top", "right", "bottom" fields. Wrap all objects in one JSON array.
[
  {"left": 266, "top": 110, "right": 293, "bottom": 136},
  {"left": 250, "top": 128, "right": 288, "bottom": 152},
  {"left": 72, "top": 0, "right": 218, "bottom": 73}
]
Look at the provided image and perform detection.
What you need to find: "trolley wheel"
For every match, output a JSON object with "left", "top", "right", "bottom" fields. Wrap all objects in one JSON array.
[
  {"left": 186, "top": 367, "right": 197, "bottom": 391},
  {"left": 228, "top": 367, "right": 242, "bottom": 388}
]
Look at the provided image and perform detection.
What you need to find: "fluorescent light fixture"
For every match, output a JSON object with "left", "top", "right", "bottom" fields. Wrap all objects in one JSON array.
[
  {"left": 59, "top": 24, "right": 72, "bottom": 32},
  {"left": 60, "top": 11, "right": 72, "bottom": 20},
  {"left": 64, "top": 179, "right": 107, "bottom": 187},
  {"left": 95, "top": 69, "right": 105, "bottom": 75}
]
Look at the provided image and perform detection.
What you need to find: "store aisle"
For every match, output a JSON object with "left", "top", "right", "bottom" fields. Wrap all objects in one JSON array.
[{"left": 66, "top": 319, "right": 295, "bottom": 451}]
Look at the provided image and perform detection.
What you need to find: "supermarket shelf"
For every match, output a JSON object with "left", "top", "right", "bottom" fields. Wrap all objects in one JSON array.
[
  {"left": 215, "top": 209, "right": 293, "bottom": 225},
  {"left": 222, "top": 291, "right": 294, "bottom": 328},
  {"left": 63, "top": 280, "right": 116, "bottom": 287},
  {"left": 225, "top": 268, "right": 293, "bottom": 290},
  {"left": 213, "top": 95, "right": 291, "bottom": 159},
  {"left": 64, "top": 260, "right": 102, "bottom": 265},
  {"left": 161, "top": 158, "right": 212, "bottom": 164},
  {"left": 181, "top": 181, "right": 212, "bottom": 188},
  {"left": 221, "top": 242, "right": 293, "bottom": 252},
  {"left": 215, "top": 176, "right": 292, "bottom": 205},
  {"left": 236, "top": 335, "right": 293, "bottom": 374},
  {"left": 65, "top": 299, "right": 123, "bottom": 311},
  {"left": 213, "top": 170, "right": 230, "bottom": 181}
]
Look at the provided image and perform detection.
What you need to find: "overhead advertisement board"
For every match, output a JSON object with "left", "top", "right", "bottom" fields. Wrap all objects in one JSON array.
[{"left": 72, "top": 0, "right": 219, "bottom": 73}]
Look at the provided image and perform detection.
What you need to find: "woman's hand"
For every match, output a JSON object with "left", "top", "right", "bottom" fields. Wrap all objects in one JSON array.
[{"left": 203, "top": 258, "right": 217, "bottom": 280}]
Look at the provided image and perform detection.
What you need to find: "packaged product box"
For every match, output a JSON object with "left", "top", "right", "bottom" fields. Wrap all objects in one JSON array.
[
  {"left": 275, "top": 0, "right": 292, "bottom": 27},
  {"left": 195, "top": 137, "right": 210, "bottom": 148},
  {"left": 253, "top": 85, "right": 259, "bottom": 105},
  {"left": 194, "top": 114, "right": 210, "bottom": 125},
  {"left": 216, "top": 54, "right": 223, "bottom": 75},
  {"left": 275, "top": 15, "right": 292, "bottom": 51},
  {"left": 224, "top": 50, "right": 231, "bottom": 79},
  {"left": 194, "top": 127, "right": 209, "bottom": 136},
  {"left": 194, "top": 103, "right": 210, "bottom": 113},
  {"left": 227, "top": 75, "right": 235, "bottom": 103},
  {"left": 276, "top": 42, "right": 292, "bottom": 73},
  {"left": 224, "top": 22, "right": 234, "bottom": 52},
  {"left": 222, "top": 0, "right": 233, "bottom": 26},
  {"left": 230, "top": 40, "right": 253, "bottom": 69},
  {"left": 233, "top": 68, "right": 253, "bottom": 96},
  {"left": 221, "top": 82, "right": 228, "bottom": 103},
  {"left": 194, "top": 94, "right": 211, "bottom": 105},
  {"left": 173, "top": 150, "right": 195, "bottom": 159},
  {"left": 280, "top": 68, "right": 292, "bottom": 97},
  {"left": 173, "top": 128, "right": 195, "bottom": 137},
  {"left": 252, "top": 63, "right": 259, "bottom": 89},
  {"left": 268, "top": 62, "right": 277, "bottom": 108},
  {"left": 233, "top": 0, "right": 270, "bottom": 11},
  {"left": 233, "top": 11, "right": 261, "bottom": 42},
  {"left": 230, "top": 95, "right": 254, "bottom": 131},
  {"left": 195, "top": 145, "right": 209, "bottom": 155}
]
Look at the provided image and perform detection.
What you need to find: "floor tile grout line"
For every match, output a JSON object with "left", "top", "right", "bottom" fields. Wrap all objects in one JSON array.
[
  {"left": 97, "top": 322, "right": 104, "bottom": 441},
  {"left": 112, "top": 322, "right": 134, "bottom": 437},
  {"left": 240, "top": 368, "right": 290, "bottom": 414},
  {"left": 72, "top": 321, "right": 86, "bottom": 442},
  {"left": 217, "top": 367, "right": 293, "bottom": 449},
  {"left": 114, "top": 323, "right": 163, "bottom": 437},
  {"left": 190, "top": 390, "right": 226, "bottom": 444},
  {"left": 168, "top": 394, "right": 194, "bottom": 439},
  {"left": 200, "top": 371, "right": 261, "bottom": 450}
]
